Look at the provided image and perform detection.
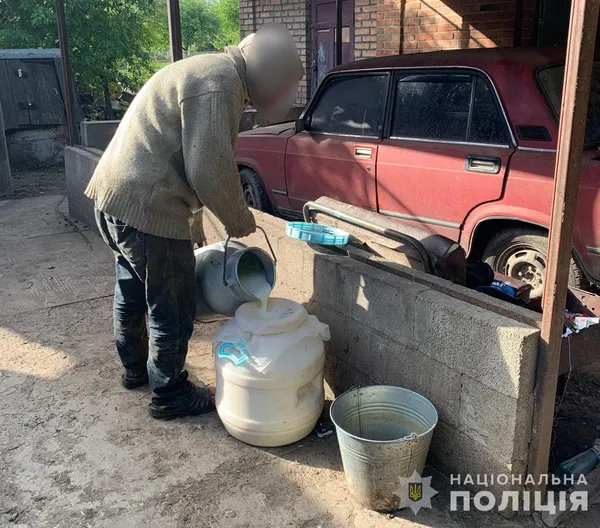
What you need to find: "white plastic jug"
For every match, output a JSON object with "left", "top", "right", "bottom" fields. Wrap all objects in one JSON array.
[{"left": 213, "top": 298, "right": 330, "bottom": 447}]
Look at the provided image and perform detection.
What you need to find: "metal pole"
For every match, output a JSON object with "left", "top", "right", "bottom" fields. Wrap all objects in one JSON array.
[
  {"left": 167, "top": 0, "right": 183, "bottom": 62},
  {"left": 335, "top": 0, "right": 343, "bottom": 66},
  {"left": 0, "top": 101, "right": 12, "bottom": 197},
  {"left": 528, "top": 0, "right": 600, "bottom": 491},
  {"left": 55, "top": 0, "right": 77, "bottom": 146}
]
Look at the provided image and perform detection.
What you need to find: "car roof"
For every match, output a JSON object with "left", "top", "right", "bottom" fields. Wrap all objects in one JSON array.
[{"left": 331, "top": 47, "right": 569, "bottom": 75}]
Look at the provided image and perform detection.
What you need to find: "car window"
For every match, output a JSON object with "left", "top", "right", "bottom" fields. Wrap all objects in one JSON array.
[
  {"left": 308, "top": 74, "right": 388, "bottom": 137},
  {"left": 538, "top": 62, "right": 600, "bottom": 146},
  {"left": 470, "top": 77, "right": 511, "bottom": 145},
  {"left": 391, "top": 73, "right": 510, "bottom": 145}
]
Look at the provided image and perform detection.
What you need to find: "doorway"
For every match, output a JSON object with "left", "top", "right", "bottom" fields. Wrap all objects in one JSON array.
[{"left": 311, "top": 0, "right": 355, "bottom": 95}]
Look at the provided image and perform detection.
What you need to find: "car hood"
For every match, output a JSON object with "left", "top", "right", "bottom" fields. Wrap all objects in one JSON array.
[{"left": 239, "top": 121, "right": 296, "bottom": 137}]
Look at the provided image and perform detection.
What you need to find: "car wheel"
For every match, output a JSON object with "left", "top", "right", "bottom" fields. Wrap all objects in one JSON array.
[
  {"left": 239, "top": 167, "right": 273, "bottom": 214},
  {"left": 482, "top": 228, "right": 585, "bottom": 300}
]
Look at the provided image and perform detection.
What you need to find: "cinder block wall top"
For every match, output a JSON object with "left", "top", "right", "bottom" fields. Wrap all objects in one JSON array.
[{"left": 203, "top": 211, "right": 540, "bottom": 498}]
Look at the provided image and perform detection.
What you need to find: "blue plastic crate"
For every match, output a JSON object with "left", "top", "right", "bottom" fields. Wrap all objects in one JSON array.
[{"left": 285, "top": 222, "right": 350, "bottom": 246}]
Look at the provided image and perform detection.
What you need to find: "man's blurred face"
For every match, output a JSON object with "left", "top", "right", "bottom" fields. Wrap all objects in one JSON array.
[{"left": 241, "top": 23, "right": 304, "bottom": 122}]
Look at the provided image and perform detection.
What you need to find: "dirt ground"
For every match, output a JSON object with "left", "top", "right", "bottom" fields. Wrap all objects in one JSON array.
[
  {"left": 552, "top": 364, "right": 600, "bottom": 470},
  {"left": 1, "top": 183, "right": 600, "bottom": 527},
  {"left": 9, "top": 165, "right": 67, "bottom": 199}
]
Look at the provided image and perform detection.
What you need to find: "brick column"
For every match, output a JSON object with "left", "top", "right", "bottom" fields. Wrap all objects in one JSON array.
[{"left": 355, "top": 0, "right": 379, "bottom": 58}]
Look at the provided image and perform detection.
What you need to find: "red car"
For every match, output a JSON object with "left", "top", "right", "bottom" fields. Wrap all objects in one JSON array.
[{"left": 234, "top": 48, "right": 600, "bottom": 298}]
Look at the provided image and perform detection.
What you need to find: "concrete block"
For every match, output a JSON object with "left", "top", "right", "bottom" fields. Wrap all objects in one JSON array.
[
  {"left": 317, "top": 258, "right": 428, "bottom": 348},
  {"left": 65, "top": 146, "right": 100, "bottom": 228},
  {"left": 7, "top": 126, "right": 67, "bottom": 167},
  {"left": 414, "top": 290, "right": 539, "bottom": 399},
  {"left": 323, "top": 351, "right": 374, "bottom": 397},
  {"left": 80, "top": 120, "right": 120, "bottom": 150},
  {"left": 458, "top": 377, "right": 533, "bottom": 461},
  {"left": 304, "top": 252, "right": 361, "bottom": 312},
  {"left": 372, "top": 335, "right": 463, "bottom": 428},
  {"left": 429, "top": 420, "right": 527, "bottom": 498},
  {"left": 67, "top": 195, "right": 97, "bottom": 232}
]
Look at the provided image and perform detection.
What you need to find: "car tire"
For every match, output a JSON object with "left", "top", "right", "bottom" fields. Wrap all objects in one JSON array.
[
  {"left": 482, "top": 228, "right": 586, "bottom": 300},
  {"left": 239, "top": 167, "right": 273, "bottom": 214}
]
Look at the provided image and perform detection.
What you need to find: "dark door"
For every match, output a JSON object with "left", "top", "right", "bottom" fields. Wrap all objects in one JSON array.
[
  {"left": 0, "top": 60, "right": 65, "bottom": 130},
  {"left": 312, "top": 0, "right": 355, "bottom": 94}
]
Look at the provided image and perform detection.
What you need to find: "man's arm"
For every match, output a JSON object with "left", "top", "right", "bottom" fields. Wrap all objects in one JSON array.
[{"left": 181, "top": 91, "right": 255, "bottom": 238}]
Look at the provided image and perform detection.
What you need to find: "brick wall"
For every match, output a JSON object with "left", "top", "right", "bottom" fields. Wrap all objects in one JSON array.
[
  {"left": 240, "top": 0, "right": 539, "bottom": 99},
  {"left": 239, "top": 0, "right": 309, "bottom": 104},
  {"left": 376, "top": 0, "right": 536, "bottom": 56},
  {"left": 355, "top": 0, "right": 379, "bottom": 58}
]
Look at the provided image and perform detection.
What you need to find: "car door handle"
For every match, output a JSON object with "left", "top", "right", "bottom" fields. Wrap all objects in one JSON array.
[
  {"left": 354, "top": 147, "right": 373, "bottom": 159},
  {"left": 465, "top": 155, "right": 501, "bottom": 174}
]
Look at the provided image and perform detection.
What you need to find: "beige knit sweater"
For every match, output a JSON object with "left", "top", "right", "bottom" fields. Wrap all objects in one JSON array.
[{"left": 85, "top": 46, "right": 253, "bottom": 240}]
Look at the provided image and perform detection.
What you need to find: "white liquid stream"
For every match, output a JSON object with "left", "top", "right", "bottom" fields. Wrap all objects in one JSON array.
[{"left": 239, "top": 268, "right": 272, "bottom": 314}]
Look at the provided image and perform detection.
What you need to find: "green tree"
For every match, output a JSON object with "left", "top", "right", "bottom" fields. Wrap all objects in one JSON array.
[
  {"left": 181, "top": 0, "right": 219, "bottom": 52},
  {"left": 0, "top": 0, "right": 162, "bottom": 97},
  {"left": 212, "top": 0, "right": 240, "bottom": 50}
]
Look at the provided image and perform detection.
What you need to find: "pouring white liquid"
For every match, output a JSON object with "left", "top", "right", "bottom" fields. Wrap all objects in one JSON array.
[{"left": 238, "top": 267, "right": 273, "bottom": 314}]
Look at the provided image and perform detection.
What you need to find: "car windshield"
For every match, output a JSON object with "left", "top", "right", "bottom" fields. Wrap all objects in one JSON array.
[{"left": 537, "top": 62, "right": 600, "bottom": 147}]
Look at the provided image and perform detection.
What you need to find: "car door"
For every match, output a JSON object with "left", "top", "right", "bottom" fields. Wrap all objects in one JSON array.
[
  {"left": 285, "top": 72, "right": 390, "bottom": 212},
  {"left": 376, "top": 71, "right": 516, "bottom": 240}
]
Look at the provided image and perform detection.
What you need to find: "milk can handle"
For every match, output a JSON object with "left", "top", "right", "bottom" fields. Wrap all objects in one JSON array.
[{"left": 222, "top": 226, "right": 277, "bottom": 286}]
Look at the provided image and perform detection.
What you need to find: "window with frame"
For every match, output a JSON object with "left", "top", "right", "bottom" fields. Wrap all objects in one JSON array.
[
  {"left": 307, "top": 74, "right": 389, "bottom": 137},
  {"left": 391, "top": 73, "right": 510, "bottom": 145}
]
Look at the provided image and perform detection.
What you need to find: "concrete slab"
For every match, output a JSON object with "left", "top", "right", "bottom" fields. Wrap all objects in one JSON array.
[
  {"left": 0, "top": 292, "right": 542, "bottom": 528},
  {"left": 0, "top": 205, "right": 113, "bottom": 314},
  {"left": 414, "top": 290, "right": 539, "bottom": 399},
  {"left": 0, "top": 195, "right": 87, "bottom": 241}
]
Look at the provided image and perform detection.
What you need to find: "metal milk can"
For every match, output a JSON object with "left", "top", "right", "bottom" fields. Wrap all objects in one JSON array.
[{"left": 194, "top": 227, "right": 277, "bottom": 321}]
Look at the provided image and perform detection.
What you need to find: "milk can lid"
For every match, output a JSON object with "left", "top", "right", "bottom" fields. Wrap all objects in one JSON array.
[{"left": 234, "top": 298, "right": 307, "bottom": 335}]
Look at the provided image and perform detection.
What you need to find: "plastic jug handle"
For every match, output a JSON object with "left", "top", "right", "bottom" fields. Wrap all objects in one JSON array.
[
  {"left": 222, "top": 226, "right": 278, "bottom": 286},
  {"left": 217, "top": 342, "right": 249, "bottom": 366}
]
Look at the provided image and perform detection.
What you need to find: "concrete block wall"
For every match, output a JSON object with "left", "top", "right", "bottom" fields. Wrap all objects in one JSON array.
[
  {"left": 201, "top": 210, "right": 540, "bottom": 497},
  {"left": 80, "top": 120, "right": 120, "bottom": 151},
  {"left": 6, "top": 126, "right": 67, "bottom": 167},
  {"left": 64, "top": 146, "right": 102, "bottom": 231}
]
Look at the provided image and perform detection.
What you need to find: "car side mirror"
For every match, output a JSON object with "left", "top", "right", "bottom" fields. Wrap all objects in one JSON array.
[{"left": 295, "top": 118, "right": 306, "bottom": 133}]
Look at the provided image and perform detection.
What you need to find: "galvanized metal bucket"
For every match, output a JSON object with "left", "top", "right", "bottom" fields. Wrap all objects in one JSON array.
[{"left": 330, "top": 385, "right": 438, "bottom": 512}]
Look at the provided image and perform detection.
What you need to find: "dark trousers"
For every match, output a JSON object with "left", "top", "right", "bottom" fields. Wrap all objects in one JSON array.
[{"left": 95, "top": 209, "right": 196, "bottom": 398}]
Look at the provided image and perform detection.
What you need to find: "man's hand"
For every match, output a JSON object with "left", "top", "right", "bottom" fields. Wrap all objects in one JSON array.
[{"left": 227, "top": 208, "right": 257, "bottom": 239}]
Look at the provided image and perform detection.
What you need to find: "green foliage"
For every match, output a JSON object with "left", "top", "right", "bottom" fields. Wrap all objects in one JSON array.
[
  {"left": 180, "top": 0, "right": 218, "bottom": 52},
  {"left": 0, "top": 0, "right": 241, "bottom": 95},
  {"left": 213, "top": 0, "right": 240, "bottom": 49},
  {"left": 0, "top": 0, "right": 162, "bottom": 94}
]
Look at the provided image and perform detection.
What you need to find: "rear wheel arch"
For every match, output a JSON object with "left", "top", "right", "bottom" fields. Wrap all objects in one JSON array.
[
  {"left": 470, "top": 219, "right": 587, "bottom": 298},
  {"left": 468, "top": 218, "right": 548, "bottom": 260}
]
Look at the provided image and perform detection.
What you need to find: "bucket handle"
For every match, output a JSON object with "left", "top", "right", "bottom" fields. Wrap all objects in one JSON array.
[{"left": 222, "top": 226, "right": 277, "bottom": 286}]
